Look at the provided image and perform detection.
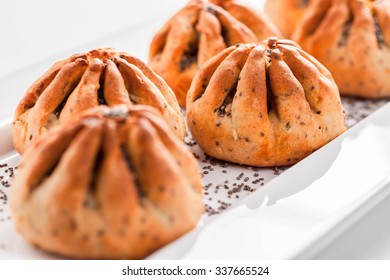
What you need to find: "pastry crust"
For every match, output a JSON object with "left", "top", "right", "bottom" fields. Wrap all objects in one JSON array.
[
  {"left": 186, "top": 38, "right": 346, "bottom": 166},
  {"left": 265, "top": 0, "right": 312, "bottom": 38},
  {"left": 149, "top": 0, "right": 281, "bottom": 106},
  {"left": 292, "top": 0, "right": 390, "bottom": 98},
  {"left": 13, "top": 48, "right": 185, "bottom": 154},
  {"left": 210, "top": 0, "right": 281, "bottom": 40},
  {"left": 11, "top": 105, "right": 204, "bottom": 259}
]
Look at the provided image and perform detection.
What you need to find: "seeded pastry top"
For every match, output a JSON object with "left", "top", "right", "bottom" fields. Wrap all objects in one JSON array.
[{"left": 13, "top": 48, "right": 185, "bottom": 154}]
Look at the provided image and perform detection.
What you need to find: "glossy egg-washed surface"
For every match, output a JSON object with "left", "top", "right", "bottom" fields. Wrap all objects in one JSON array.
[
  {"left": 292, "top": 0, "right": 390, "bottom": 98},
  {"left": 10, "top": 105, "right": 203, "bottom": 259},
  {"left": 12, "top": 48, "right": 185, "bottom": 154},
  {"left": 187, "top": 38, "right": 346, "bottom": 166},
  {"left": 149, "top": 0, "right": 281, "bottom": 106}
]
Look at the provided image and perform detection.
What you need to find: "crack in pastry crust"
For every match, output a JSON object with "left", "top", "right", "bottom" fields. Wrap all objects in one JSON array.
[
  {"left": 11, "top": 105, "right": 203, "bottom": 259},
  {"left": 186, "top": 39, "right": 346, "bottom": 167},
  {"left": 12, "top": 48, "right": 185, "bottom": 154},
  {"left": 292, "top": 0, "right": 390, "bottom": 98},
  {"left": 148, "top": 0, "right": 281, "bottom": 107}
]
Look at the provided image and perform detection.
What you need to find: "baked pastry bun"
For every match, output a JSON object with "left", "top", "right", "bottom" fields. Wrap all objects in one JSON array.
[
  {"left": 292, "top": 0, "right": 390, "bottom": 98},
  {"left": 264, "top": 0, "right": 312, "bottom": 38},
  {"left": 13, "top": 48, "right": 185, "bottom": 154},
  {"left": 149, "top": 0, "right": 281, "bottom": 106},
  {"left": 187, "top": 38, "right": 346, "bottom": 166},
  {"left": 11, "top": 105, "right": 204, "bottom": 259},
  {"left": 209, "top": 0, "right": 282, "bottom": 40}
]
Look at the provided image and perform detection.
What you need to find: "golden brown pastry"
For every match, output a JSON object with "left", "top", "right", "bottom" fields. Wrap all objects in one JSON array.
[
  {"left": 265, "top": 0, "right": 312, "bottom": 38},
  {"left": 292, "top": 0, "right": 390, "bottom": 98},
  {"left": 11, "top": 105, "right": 204, "bottom": 259},
  {"left": 209, "top": 0, "right": 281, "bottom": 40},
  {"left": 13, "top": 48, "right": 185, "bottom": 154},
  {"left": 149, "top": 0, "right": 281, "bottom": 106},
  {"left": 187, "top": 38, "right": 346, "bottom": 166}
]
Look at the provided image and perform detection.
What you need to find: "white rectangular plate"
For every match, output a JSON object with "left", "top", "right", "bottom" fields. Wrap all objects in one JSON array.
[{"left": 0, "top": 1, "right": 389, "bottom": 259}]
